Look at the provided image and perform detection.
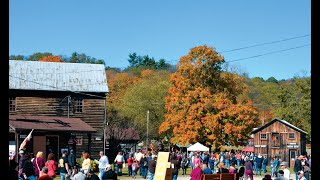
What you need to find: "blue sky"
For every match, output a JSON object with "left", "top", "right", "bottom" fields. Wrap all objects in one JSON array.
[{"left": 9, "top": 1, "right": 311, "bottom": 80}]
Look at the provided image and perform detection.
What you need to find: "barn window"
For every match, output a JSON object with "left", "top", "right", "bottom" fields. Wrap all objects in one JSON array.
[
  {"left": 260, "top": 133, "right": 267, "bottom": 140},
  {"left": 74, "top": 98, "right": 83, "bottom": 113},
  {"left": 9, "top": 97, "right": 16, "bottom": 112},
  {"left": 289, "top": 133, "right": 295, "bottom": 139}
]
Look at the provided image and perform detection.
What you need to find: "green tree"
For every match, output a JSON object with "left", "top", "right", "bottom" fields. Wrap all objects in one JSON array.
[
  {"left": 9, "top": 55, "right": 25, "bottom": 60},
  {"left": 266, "top": 77, "right": 278, "bottom": 83},
  {"left": 119, "top": 70, "right": 171, "bottom": 141},
  {"left": 127, "top": 52, "right": 173, "bottom": 71},
  {"left": 69, "top": 52, "right": 105, "bottom": 65},
  {"left": 273, "top": 77, "right": 311, "bottom": 141}
]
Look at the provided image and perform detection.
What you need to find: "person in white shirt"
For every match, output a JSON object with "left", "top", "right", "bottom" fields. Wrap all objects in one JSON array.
[
  {"left": 98, "top": 151, "right": 109, "bottom": 180},
  {"left": 280, "top": 162, "right": 290, "bottom": 180},
  {"left": 114, "top": 151, "right": 125, "bottom": 176},
  {"left": 135, "top": 149, "right": 143, "bottom": 163}
]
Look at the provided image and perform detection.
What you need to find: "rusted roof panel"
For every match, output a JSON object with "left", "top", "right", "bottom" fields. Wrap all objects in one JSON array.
[
  {"left": 9, "top": 115, "right": 96, "bottom": 132},
  {"left": 9, "top": 60, "right": 108, "bottom": 93}
]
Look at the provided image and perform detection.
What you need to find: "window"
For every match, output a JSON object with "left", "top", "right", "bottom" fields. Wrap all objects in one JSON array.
[
  {"left": 74, "top": 98, "right": 83, "bottom": 113},
  {"left": 289, "top": 133, "right": 295, "bottom": 139},
  {"left": 260, "top": 133, "right": 267, "bottom": 140},
  {"left": 75, "top": 136, "right": 83, "bottom": 145},
  {"left": 9, "top": 97, "right": 16, "bottom": 111}
]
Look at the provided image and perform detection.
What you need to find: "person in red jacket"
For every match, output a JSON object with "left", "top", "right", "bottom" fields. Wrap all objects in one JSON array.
[
  {"left": 127, "top": 153, "right": 134, "bottom": 177},
  {"left": 45, "top": 153, "right": 57, "bottom": 179}
]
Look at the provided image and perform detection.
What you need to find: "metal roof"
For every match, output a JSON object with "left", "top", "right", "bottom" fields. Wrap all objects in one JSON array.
[
  {"left": 251, "top": 118, "right": 308, "bottom": 134},
  {"left": 9, "top": 60, "right": 108, "bottom": 93}
]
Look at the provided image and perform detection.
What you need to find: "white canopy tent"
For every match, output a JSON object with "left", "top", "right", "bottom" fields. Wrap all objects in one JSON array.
[{"left": 187, "top": 142, "right": 209, "bottom": 152}]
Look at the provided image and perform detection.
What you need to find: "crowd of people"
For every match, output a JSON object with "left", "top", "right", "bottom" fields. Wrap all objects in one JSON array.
[
  {"left": 8, "top": 149, "right": 117, "bottom": 180},
  {"left": 8, "top": 147, "right": 311, "bottom": 180}
]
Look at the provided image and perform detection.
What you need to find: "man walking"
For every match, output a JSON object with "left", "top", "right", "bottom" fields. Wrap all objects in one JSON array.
[
  {"left": 170, "top": 154, "right": 180, "bottom": 180},
  {"left": 68, "top": 149, "right": 76, "bottom": 175},
  {"left": 294, "top": 155, "right": 303, "bottom": 180},
  {"left": 98, "top": 151, "right": 110, "bottom": 180},
  {"left": 58, "top": 151, "right": 71, "bottom": 180},
  {"left": 147, "top": 155, "right": 157, "bottom": 180}
]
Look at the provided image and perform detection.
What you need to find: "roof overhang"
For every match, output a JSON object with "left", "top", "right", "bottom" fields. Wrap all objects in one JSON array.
[{"left": 9, "top": 115, "right": 96, "bottom": 133}]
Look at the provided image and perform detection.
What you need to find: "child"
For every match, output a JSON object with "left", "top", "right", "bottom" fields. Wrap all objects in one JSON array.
[{"left": 132, "top": 160, "right": 139, "bottom": 179}]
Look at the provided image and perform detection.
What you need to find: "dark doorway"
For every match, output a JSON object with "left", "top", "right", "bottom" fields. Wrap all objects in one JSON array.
[
  {"left": 289, "top": 150, "right": 296, "bottom": 168},
  {"left": 46, "top": 135, "right": 59, "bottom": 160}
]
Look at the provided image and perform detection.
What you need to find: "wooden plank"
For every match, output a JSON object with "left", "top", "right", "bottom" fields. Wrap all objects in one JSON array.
[
  {"left": 220, "top": 173, "right": 236, "bottom": 180},
  {"left": 154, "top": 152, "right": 171, "bottom": 180},
  {"left": 201, "top": 174, "right": 221, "bottom": 180}
]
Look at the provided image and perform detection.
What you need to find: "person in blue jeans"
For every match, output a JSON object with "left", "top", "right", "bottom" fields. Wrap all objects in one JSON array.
[
  {"left": 170, "top": 154, "right": 180, "bottom": 180},
  {"left": 147, "top": 155, "right": 157, "bottom": 180},
  {"left": 58, "top": 151, "right": 71, "bottom": 180},
  {"left": 140, "top": 156, "right": 148, "bottom": 179},
  {"left": 262, "top": 155, "right": 268, "bottom": 173},
  {"left": 255, "top": 154, "right": 264, "bottom": 176},
  {"left": 208, "top": 155, "right": 215, "bottom": 174}
]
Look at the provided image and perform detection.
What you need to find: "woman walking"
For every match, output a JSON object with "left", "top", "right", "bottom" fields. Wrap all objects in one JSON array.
[
  {"left": 114, "top": 151, "right": 125, "bottom": 176},
  {"left": 33, "top": 151, "right": 45, "bottom": 179},
  {"left": 45, "top": 153, "right": 57, "bottom": 179},
  {"left": 81, "top": 152, "right": 91, "bottom": 174},
  {"left": 244, "top": 157, "right": 254, "bottom": 180},
  {"left": 181, "top": 154, "right": 189, "bottom": 175}
]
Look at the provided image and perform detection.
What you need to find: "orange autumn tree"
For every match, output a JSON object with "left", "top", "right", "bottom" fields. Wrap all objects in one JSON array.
[
  {"left": 159, "top": 45, "right": 259, "bottom": 149},
  {"left": 39, "top": 55, "right": 65, "bottom": 62},
  {"left": 106, "top": 70, "right": 137, "bottom": 108}
]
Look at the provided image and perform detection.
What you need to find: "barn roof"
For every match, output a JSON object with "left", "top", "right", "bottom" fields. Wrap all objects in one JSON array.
[
  {"left": 251, "top": 118, "right": 307, "bottom": 134},
  {"left": 9, "top": 60, "right": 108, "bottom": 93}
]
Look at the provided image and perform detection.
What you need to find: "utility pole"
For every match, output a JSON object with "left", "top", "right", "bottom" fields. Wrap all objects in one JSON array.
[
  {"left": 103, "top": 98, "right": 107, "bottom": 155},
  {"left": 67, "top": 95, "right": 71, "bottom": 118},
  {"left": 146, "top": 110, "right": 149, "bottom": 151},
  {"left": 262, "top": 110, "right": 265, "bottom": 126}
]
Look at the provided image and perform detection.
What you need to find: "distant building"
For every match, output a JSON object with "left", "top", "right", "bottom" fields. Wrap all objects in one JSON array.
[
  {"left": 251, "top": 118, "right": 307, "bottom": 168},
  {"left": 9, "top": 60, "right": 108, "bottom": 160}
]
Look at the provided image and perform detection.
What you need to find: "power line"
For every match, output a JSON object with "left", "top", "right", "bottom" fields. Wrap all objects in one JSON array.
[
  {"left": 226, "top": 44, "right": 310, "bottom": 63},
  {"left": 165, "top": 34, "right": 310, "bottom": 64},
  {"left": 219, "top": 34, "right": 310, "bottom": 53}
]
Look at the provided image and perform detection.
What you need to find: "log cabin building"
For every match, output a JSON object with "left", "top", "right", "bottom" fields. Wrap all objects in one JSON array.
[
  {"left": 9, "top": 60, "right": 108, "bottom": 160},
  {"left": 251, "top": 118, "right": 307, "bottom": 168}
]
